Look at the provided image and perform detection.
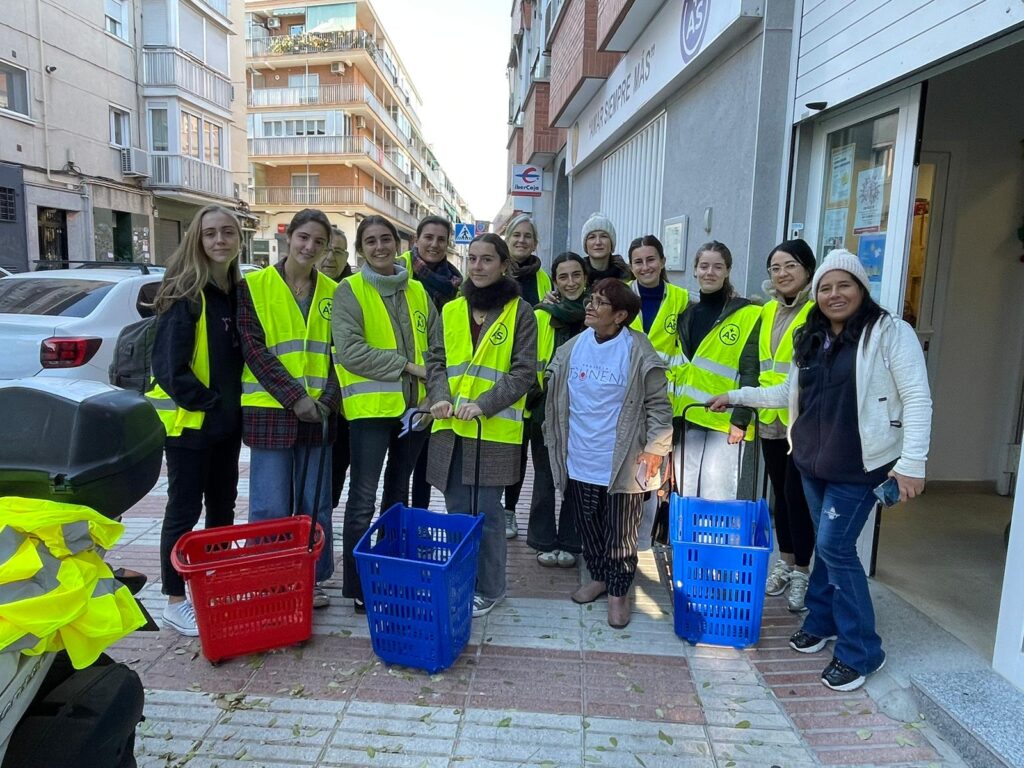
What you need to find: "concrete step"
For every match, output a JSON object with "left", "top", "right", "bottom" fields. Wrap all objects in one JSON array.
[{"left": 911, "top": 670, "right": 1024, "bottom": 768}]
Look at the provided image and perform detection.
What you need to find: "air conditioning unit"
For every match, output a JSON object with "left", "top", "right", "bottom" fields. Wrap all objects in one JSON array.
[
  {"left": 266, "top": 17, "right": 281, "bottom": 29},
  {"left": 354, "top": 116, "right": 367, "bottom": 129},
  {"left": 330, "top": 62, "right": 345, "bottom": 75},
  {"left": 120, "top": 147, "right": 150, "bottom": 177}
]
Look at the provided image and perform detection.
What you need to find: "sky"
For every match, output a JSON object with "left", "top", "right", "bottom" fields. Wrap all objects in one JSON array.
[{"left": 371, "top": 0, "right": 510, "bottom": 222}]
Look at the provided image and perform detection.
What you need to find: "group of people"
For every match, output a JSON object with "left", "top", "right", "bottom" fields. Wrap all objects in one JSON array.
[{"left": 147, "top": 202, "right": 931, "bottom": 694}]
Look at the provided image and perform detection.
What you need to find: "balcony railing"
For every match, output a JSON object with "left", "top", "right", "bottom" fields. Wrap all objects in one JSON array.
[
  {"left": 247, "top": 29, "right": 378, "bottom": 60},
  {"left": 143, "top": 47, "right": 233, "bottom": 110},
  {"left": 149, "top": 154, "right": 233, "bottom": 199},
  {"left": 248, "top": 84, "right": 410, "bottom": 143},
  {"left": 248, "top": 135, "right": 415, "bottom": 192},
  {"left": 252, "top": 185, "right": 419, "bottom": 230}
]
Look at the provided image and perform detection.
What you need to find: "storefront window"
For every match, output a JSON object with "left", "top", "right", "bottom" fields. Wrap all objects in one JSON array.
[{"left": 818, "top": 111, "right": 898, "bottom": 300}]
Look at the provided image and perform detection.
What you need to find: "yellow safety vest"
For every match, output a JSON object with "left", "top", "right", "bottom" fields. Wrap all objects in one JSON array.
[
  {"left": 629, "top": 282, "right": 690, "bottom": 416},
  {"left": 534, "top": 309, "right": 556, "bottom": 389},
  {"left": 398, "top": 250, "right": 412, "bottom": 271},
  {"left": 433, "top": 297, "right": 525, "bottom": 444},
  {"left": 676, "top": 304, "right": 761, "bottom": 439},
  {"left": 240, "top": 267, "right": 337, "bottom": 408},
  {"left": 758, "top": 300, "right": 813, "bottom": 426},
  {"left": 525, "top": 269, "right": 552, "bottom": 301},
  {"left": 145, "top": 293, "right": 209, "bottom": 437},
  {"left": 0, "top": 497, "right": 146, "bottom": 669},
  {"left": 336, "top": 272, "right": 430, "bottom": 420}
]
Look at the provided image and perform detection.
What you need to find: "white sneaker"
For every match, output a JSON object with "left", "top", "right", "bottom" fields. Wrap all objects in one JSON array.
[
  {"left": 312, "top": 584, "right": 330, "bottom": 609},
  {"left": 765, "top": 559, "right": 792, "bottom": 596},
  {"left": 504, "top": 510, "right": 517, "bottom": 539},
  {"left": 162, "top": 599, "right": 199, "bottom": 637},
  {"left": 787, "top": 570, "right": 809, "bottom": 612}
]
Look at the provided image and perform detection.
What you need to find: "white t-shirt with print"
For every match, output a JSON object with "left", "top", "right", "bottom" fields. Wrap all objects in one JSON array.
[{"left": 567, "top": 327, "right": 632, "bottom": 486}]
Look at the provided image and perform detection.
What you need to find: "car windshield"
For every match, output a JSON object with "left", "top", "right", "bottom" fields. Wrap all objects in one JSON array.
[{"left": 0, "top": 278, "right": 115, "bottom": 317}]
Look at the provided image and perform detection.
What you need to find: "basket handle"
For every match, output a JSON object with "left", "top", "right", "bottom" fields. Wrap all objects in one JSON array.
[
  {"left": 678, "top": 403, "right": 760, "bottom": 502},
  {"left": 292, "top": 413, "right": 330, "bottom": 552}
]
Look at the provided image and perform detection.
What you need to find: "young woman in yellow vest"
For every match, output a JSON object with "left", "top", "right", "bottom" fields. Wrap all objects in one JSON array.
[
  {"left": 148, "top": 205, "right": 244, "bottom": 636},
  {"left": 528, "top": 252, "right": 588, "bottom": 567},
  {"left": 426, "top": 233, "right": 537, "bottom": 618},
  {"left": 238, "top": 208, "right": 340, "bottom": 610},
  {"left": 320, "top": 226, "right": 353, "bottom": 517},
  {"left": 501, "top": 214, "right": 553, "bottom": 538},
  {"left": 627, "top": 234, "right": 690, "bottom": 548},
  {"left": 581, "top": 212, "right": 633, "bottom": 285},
  {"left": 675, "top": 241, "right": 761, "bottom": 499},
  {"left": 333, "top": 214, "right": 439, "bottom": 612},
  {"left": 758, "top": 239, "right": 816, "bottom": 611}
]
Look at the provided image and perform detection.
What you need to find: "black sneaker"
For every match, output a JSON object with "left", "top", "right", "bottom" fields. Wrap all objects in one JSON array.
[
  {"left": 789, "top": 629, "right": 836, "bottom": 654},
  {"left": 821, "top": 655, "right": 886, "bottom": 691}
]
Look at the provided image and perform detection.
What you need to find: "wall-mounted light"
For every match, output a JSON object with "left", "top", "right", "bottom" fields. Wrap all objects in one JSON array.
[
  {"left": 44, "top": 65, "right": 57, "bottom": 73},
  {"left": 805, "top": 101, "right": 828, "bottom": 111}
]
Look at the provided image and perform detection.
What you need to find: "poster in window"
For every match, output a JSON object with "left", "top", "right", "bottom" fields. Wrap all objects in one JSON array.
[
  {"left": 853, "top": 166, "right": 886, "bottom": 234},
  {"left": 828, "top": 144, "right": 855, "bottom": 207},
  {"left": 821, "top": 208, "right": 848, "bottom": 251},
  {"left": 857, "top": 233, "right": 886, "bottom": 302}
]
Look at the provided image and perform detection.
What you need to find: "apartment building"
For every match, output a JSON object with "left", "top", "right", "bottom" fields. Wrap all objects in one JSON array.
[
  {"left": 244, "top": 0, "right": 472, "bottom": 264},
  {"left": 0, "top": 0, "right": 250, "bottom": 272}
]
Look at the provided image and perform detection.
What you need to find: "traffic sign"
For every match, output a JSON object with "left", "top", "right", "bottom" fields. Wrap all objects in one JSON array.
[
  {"left": 453, "top": 222, "right": 474, "bottom": 245},
  {"left": 511, "top": 164, "right": 542, "bottom": 197},
  {"left": 474, "top": 221, "right": 489, "bottom": 236}
]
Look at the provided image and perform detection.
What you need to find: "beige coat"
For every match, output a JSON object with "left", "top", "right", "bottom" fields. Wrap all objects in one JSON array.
[
  {"left": 543, "top": 328, "right": 673, "bottom": 495},
  {"left": 425, "top": 291, "right": 537, "bottom": 490}
]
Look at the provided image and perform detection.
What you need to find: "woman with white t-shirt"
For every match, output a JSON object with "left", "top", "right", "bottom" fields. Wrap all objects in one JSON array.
[{"left": 543, "top": 278, "right": 673, "bottom": 629}]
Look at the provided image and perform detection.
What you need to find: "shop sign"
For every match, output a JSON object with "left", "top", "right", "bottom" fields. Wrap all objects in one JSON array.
[
  {"left": 569, "top": 0, "right": 762, "bottom": 173},
  {"left": 511, "top": 165, "right": 542, "bottom": 197}
]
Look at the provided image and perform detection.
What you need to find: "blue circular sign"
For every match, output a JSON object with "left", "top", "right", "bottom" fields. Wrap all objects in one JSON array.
[{"left": 680, "top": 0, "right": 710, "bottom": 64}]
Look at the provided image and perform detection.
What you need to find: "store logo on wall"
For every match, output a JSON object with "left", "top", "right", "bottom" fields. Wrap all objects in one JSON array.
[{"left": 680, "top": 0, "right": 710, "bottom": 64}]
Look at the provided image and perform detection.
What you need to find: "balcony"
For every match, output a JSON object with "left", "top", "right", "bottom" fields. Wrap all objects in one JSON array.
[
  {"left": 252, "top": 186, "right": 419, "bottom": 231},
  {"left": 143, "top": 47, "right": 233, "bottom": 111},
  {"left": 248, "top": 84, "right": 410, "bottom": 144},
  {"left": 196, "top": 0, "right": 229, "bottom": 18},
  {"left": 247, "top": 29, "right": 383, "bottom": 65},
  {"left": 248, "top": 136, "right": 416, "bottom": 194},
  {"left": 148, "top": 154, "right": 233, "bottom": 199}
]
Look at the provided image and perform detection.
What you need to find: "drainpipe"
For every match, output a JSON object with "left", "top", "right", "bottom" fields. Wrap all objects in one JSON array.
[{"left": 36, "top": 0, "right": 54, "bottom": 182}]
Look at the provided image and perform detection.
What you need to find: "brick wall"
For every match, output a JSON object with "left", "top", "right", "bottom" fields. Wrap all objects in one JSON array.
[
  {"left": 596, "top": 0, "right": 631, "bottom": 49},
  {"left": 548, "top": 0, "right": 620, "bottom": 124},
  {"left": 523, "top": 82, "right": 566, "bottom": 161}
]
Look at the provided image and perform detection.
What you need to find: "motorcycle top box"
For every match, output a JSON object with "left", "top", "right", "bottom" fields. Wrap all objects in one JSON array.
[{"left": 0, "top": 379, "right": 163, "bottom": 518}]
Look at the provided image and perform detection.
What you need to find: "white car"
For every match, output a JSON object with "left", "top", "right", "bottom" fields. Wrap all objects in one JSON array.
[{"left": 0, "top": 269, "right": 162, "bottom": 384}]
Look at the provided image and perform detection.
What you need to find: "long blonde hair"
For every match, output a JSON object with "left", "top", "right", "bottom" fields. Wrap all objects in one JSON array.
[{"left": 153, "top": 205, "right": 243, "bottom": 314}]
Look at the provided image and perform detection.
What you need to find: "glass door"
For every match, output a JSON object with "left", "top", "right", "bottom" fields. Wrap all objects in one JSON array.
[{"left": 804, "top": 87, "right": 922, "bottom": 316}]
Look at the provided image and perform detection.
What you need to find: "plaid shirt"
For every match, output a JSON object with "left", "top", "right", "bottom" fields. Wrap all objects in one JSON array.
[{"left": 237, "top": 263, "right": 340, "bottom": 449}]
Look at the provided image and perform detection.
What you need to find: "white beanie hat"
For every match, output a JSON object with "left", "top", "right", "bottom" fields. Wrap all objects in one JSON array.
[
  {"left": 581, "top": 212, "right": 616, "bottom": 252},
  {"left": 810, "top": 249, "right": 870, "bottom": 296}
]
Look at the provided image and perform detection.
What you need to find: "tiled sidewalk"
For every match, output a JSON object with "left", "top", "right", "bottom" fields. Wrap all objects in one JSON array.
[{"left": 109, "top": 457, "right": 967, "bottom": 767}]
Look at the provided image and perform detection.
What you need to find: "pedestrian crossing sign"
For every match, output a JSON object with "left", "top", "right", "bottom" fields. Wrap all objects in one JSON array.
[{"left": 454, "top": 223, "right": 474, "bottom": 245}]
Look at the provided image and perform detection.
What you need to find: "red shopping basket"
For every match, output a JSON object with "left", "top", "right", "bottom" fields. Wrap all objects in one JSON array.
[
  {"left": 171, "top": 417, "right": 329, "bottom": 662},
  {"left": 172, "top": 517, "right": 324, "bottom": 662}
]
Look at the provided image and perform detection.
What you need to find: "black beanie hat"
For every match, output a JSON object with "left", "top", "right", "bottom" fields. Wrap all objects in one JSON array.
[{"left": 766, "top": 239, "right": 816, "bottom": 276}]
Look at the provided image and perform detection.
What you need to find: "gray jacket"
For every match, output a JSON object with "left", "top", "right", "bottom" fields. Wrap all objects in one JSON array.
[
  {"left": 332, "top": 263, "right": 441, "bottom": 410},
  {"left": 543, "top": 328, "right": 673, "bottom": 495}
]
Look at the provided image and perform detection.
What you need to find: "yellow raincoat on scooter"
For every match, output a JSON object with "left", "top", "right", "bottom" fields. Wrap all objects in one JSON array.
[{"left": 0, "top": 497, "right": 145, "bottom": 669}]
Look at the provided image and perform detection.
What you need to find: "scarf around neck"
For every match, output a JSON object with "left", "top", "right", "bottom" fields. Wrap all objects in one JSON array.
[
  {"left": 537, "top": 293, "right": 587, "bottom": 329},
  {"left": 411, "top": 245, "right": 462, "bottom": 305}
]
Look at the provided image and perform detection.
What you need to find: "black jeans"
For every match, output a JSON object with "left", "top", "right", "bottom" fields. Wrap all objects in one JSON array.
[
  {"left": 526, "top": 418, "right": 580, "bottom": 553},
  {"left": 342, "top": 417, "right": 428, "bottom": 600},
  {"left": 160, "top": 433, "right": 241, "bottom": 597},
  {"left": 760, "top": 437, "right": 814, "bottom": 567},
  {"left": 502, "top": 424, "right": 531, "bottom": 511},
  {"left": 329, "top": 414, "right": 351, "bottom": 508}
]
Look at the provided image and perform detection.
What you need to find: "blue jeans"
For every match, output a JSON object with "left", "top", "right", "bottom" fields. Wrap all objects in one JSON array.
[
  {"left": 248, "top": 445, "right": 334, "bottom": 583},
  {"left": 801, "top": 477, "right": 884, "bottom": 675}
]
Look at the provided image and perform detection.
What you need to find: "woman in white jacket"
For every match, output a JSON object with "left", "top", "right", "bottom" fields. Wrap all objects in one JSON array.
[{"left": 710, "top": 250, "right": 931, "bottom": 693}]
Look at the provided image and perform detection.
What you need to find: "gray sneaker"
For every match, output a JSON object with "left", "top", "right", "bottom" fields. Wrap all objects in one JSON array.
[
  {"left": 787, "top": 570, "right": 809, "bottom": 612},
  {"left": 472, "top": 594, "right": 503, "bottom": 617},
  {"left": 162, "top": 599, "right": 199, "bottom": 637},
  {"left": 504, "top": 509, "right": 517, "bottom": 539},
  {"left": 765, "top": 559, "right": 792, "bottom": 596}
]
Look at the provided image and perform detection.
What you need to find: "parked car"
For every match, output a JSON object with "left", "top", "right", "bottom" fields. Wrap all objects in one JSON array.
[
  {"left": 0, "top": 267, "right": 12, "bottom": 278},
  {"left": 0, "top": 269, "right": 162, "bottom": 384}
]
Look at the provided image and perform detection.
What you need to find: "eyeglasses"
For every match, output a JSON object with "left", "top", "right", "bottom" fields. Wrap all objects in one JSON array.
[
  {"left": 768, "top": 263, "right": 804, "bottom": 275},
  {"left": 585, "top": 296, "right": 612, "bottom": 309}
]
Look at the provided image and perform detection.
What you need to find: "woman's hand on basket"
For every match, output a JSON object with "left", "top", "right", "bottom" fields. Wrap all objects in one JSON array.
[
  {"left": 706, "top": 394, "right": 731, "bottom": 412},
  {"left": 890, "top": 471, "right": 925, "bottom": 503},
  {"left": 727, "top": 425, "right": 745, "bottom": 445},
  {"left": 455, "top": 402, "right": 483, "bottom": 421},
  {"left": 293, "top": 395, "right": 322, "bottom": 423},
  {"left": 430, "top": 400, "right": 453, "bottom": 419}
]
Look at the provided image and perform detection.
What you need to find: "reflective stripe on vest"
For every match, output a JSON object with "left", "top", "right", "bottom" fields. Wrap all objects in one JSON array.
[
  {"left": 629, "top": 282, "right": 690, "bottom": 415},
  {"left": 433, "top": 297, "right": 525, "bottom": 444},
  {"left": 145, "top": 292, "right": 209, "bottom": 437},
  {"left": 757, "top": 300, "right": 812, "bottom": 426},
  {"left": 240, "top": 267, "right": 337, "bottom": 409},
  {"left": 336, "top": 272, "right": 430, "bottom": 420},
  {"left": 676, "top": 304, "right": 761, "bottom": 439}
]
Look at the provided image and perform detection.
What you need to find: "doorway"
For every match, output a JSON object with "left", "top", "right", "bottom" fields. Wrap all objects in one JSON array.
[{"left": 37, "top": 207, "right": 68, "bottom": 268}]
